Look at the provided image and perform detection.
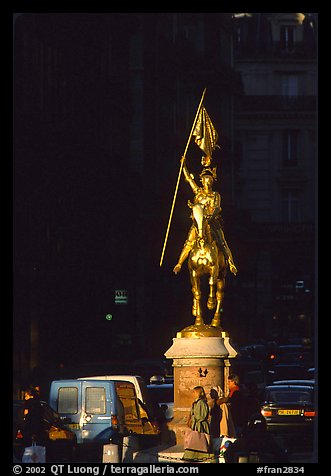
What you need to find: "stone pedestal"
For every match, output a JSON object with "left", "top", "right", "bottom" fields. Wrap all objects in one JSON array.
[{"left": 164, "top": 329, "right": 237, "bottom": 445}]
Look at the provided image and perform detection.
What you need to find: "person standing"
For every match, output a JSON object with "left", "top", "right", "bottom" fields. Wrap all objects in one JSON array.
[
  {"left": 209, "top": 387, "right": 222, "bottom": 439},
  {"left": 210, "top": 386, "right": 236, "bottom": 439},
  {"left": 20, "top": 386, "right": 45, "bottom": 446},
  {"left": 182, "top": 386, "right": 215, "bottom": 462},
  {"left": 217, "top": 374, "right": 246, "bottom": 437},
  {"left": 243, "top": 382, "right": 261, "bottom": 425}
]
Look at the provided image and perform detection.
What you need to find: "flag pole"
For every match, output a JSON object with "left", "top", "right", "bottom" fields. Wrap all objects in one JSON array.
[{"left": 159, "top": 88, "right": 207, "bottom": 267}]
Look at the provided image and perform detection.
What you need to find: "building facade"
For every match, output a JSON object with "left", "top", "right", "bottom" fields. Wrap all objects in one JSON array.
[
  {"left": 230, "top": 13, "right": 317, "bottom": 342},
  {"left": 13, "top": 13, "right": 240, "bottom": 394}
]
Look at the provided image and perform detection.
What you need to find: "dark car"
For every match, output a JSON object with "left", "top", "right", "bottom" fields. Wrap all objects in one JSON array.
[
  {"left": 260, "top": 384, "right": 316, "bottom": 433},
  {"left": 230, "top": 357, "right": 269, "bottom": 391},
  {"left": 273, "top": 345, "right": 314, "bottom": 366},
  {"left": 267, "top": 363, "right": 312, "bottom": 383},
  {"left": 239, "top": 341, "right": 278, "bottom": 362},
  {"left": 272, "top": 379, "right": 315, "bottom": 386},
  {"left": 13, "top": 400, "right": 77, "bottom": 462},
  {"left": 147, "top": 382, "right": 174, "bottom": 422}
]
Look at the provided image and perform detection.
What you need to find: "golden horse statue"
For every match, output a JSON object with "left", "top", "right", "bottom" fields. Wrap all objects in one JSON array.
[{"left": 186, "top": 203, "right": 226, "bottom": 328}]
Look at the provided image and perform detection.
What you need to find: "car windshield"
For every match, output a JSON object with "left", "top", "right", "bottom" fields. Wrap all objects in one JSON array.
[
  {"left": 278, "top": 351, "right": 313, "bottom": 363},
  {"left": 266, "top": 389, "right": 313, "bottom": 404},
  {"left": 41, "top": 402, "right": 62, "bottom": 424}
]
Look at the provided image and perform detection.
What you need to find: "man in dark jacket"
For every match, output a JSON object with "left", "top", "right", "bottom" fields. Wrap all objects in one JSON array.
[
  {"left": 217, "top": 374, "right": 246, "bottom": 437},
  {"left": 20, "top": 386, "right": 45, "bottom": 445}
]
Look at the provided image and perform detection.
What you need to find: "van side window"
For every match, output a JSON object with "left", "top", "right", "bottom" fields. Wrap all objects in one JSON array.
[
  {"left": 58, "top": 387, "right": 78, "bottom": 414},
  {"left": 116, "top": 385, "right": 140, "bottom": 423},
  {"left": 121, "top": 396, "right": 140, "bottom": 423},
  {"left": 85, "top": 387, "right": 106, "bottom": 414}
]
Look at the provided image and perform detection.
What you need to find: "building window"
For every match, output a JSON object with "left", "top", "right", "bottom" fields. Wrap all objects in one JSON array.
[
  {"left": 282, "top": 131, "right": 298, "bottom": 166},
  {"left": 281, "top": 75, "right": 298, "bottom": 97},
  {"left": 235, "top": 26, "right": 242, "bottom": 50},
  {"left": 281, "top": 191, "right": 301, "bottom": 223},
  {"left": 280, "top": 25, "right": 295, "bottom": 51}
]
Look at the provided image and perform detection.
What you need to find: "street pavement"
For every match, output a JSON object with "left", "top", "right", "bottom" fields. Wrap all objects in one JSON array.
[{"left": 130, "top": 444, "right": 317, "bottom": 464}]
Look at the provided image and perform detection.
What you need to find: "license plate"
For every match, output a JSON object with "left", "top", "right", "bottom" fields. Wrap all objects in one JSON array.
[
  {"left": 67, "top": 423, "right": 80, "bottom": 430},
  {"left": 278, "top": 409, "right": 300, "bottom": 415}
]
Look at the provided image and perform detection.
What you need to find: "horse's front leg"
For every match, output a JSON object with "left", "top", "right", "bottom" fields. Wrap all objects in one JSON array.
[
  {"left": 191, "top": 272, "right": 204, "bottom": 326},
  {"left": 207, "top": 283, "right": 216, "bottom": 310},
  {"left": 207, "top": 266, "right": 218, "bottom": 310},
  {"left": 211, "top": 277, "right": 225, "bottom": 327}
]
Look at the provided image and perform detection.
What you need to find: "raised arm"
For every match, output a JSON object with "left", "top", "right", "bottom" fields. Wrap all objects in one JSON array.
[{"left": 181, "top": 157, "right": 198, "bottom": 193}]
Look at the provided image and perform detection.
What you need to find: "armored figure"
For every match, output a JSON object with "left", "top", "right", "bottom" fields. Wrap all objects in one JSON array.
[{"left": 173, "top": 156, "right": 237, "bottom": 277}]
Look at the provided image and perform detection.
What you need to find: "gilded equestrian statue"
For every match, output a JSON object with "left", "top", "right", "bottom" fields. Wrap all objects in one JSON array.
[{"left": 173, "top": 158, "right": 237, "bottom": 328}]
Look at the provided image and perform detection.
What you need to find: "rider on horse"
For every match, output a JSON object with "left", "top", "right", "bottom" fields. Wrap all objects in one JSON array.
[{"left": 173, "top": 156, "right": 237, "bottom": 276}]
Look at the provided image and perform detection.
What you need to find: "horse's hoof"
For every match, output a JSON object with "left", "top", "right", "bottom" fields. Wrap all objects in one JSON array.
[
  {"left": 195, "top": 317, "right": 204, "bottom": 326},
  {"left": 211, "top": 316, "right": 220, "bottom": 327},
  {"left": 207, "top": 296, "right": 216, "bottom": 310}
]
